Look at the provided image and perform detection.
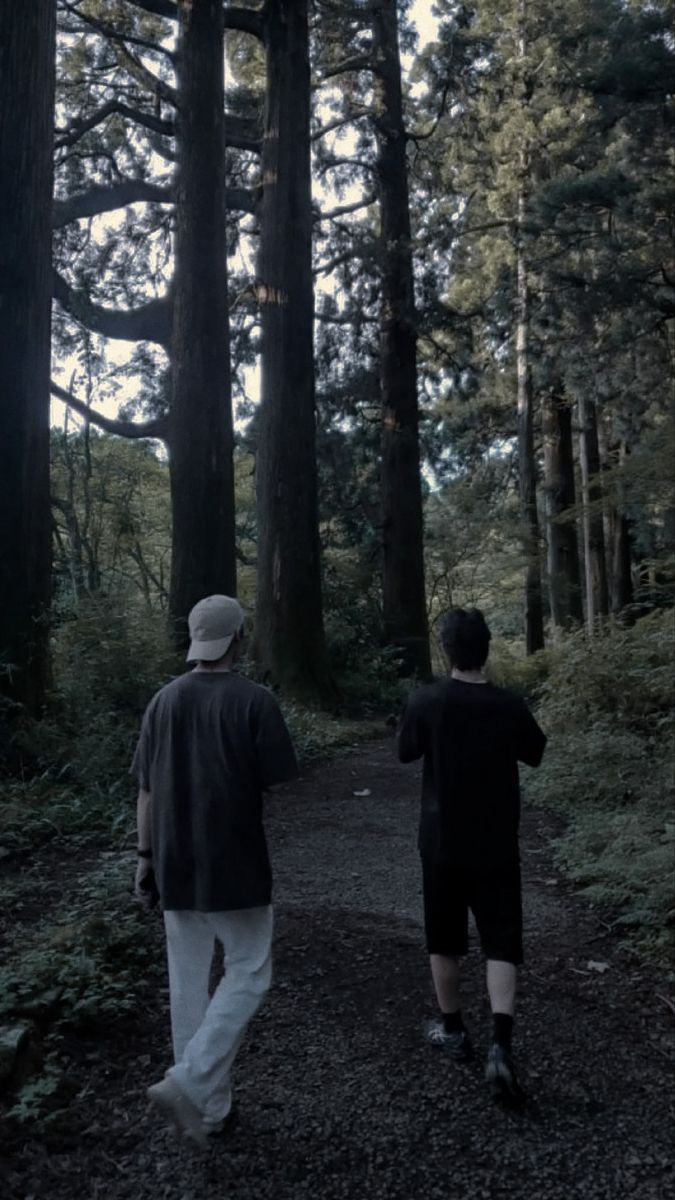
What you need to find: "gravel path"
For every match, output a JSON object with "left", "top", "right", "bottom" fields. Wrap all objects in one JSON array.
[{"left": 2, "top": 739, "right": 673, "bottom": 1199}]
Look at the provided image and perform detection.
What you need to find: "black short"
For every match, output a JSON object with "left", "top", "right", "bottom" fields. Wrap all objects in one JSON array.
[{"left": 421, "top": 856, "right": 523, "bottom": 965}]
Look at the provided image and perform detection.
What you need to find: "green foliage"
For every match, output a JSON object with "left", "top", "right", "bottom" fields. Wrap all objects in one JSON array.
[
  {"left": 1, "top": 599, "right": 180, "bottom": 849},
  {"left": 0, "top": 855, "right": 154, "bottom": 1026},
  {"left": 280, "top": 701, "right": 385, "bottom": 762},
  {"left": 485, "top": 639, "right": 550, "bottom": 700},
  {"left": 525, "top": 611, "right": 675, "bottom": 961}
]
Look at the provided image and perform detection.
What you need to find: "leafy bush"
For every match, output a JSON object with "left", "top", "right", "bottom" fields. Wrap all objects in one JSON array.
[
  {"left": 524, "top": 610, "right": 674, "bottom": 961},
  {"left": 486, "top": 638, "right": 550, "bottom": 699}
]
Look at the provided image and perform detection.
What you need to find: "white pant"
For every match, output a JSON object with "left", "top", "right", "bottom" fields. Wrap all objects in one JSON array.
[{"left": 163, "top": 906, "right": 273, "bottom": 1127}]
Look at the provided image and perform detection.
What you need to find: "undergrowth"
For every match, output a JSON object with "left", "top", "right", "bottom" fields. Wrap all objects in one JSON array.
[{"left": 522, "top": 610, "right": 674, "bottom": 963}]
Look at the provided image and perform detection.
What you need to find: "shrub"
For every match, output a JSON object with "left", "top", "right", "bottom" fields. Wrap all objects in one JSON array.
[{"left": 524, "top": 610, "right": 674, "bottom": 962}]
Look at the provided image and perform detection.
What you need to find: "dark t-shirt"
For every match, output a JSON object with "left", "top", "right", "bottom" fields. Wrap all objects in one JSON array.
[
  {"left": 398, "top": 678, "right": 546, "bottom": 867},
  {"left": 130, "top": 671, "right": 298, "bottom": 911}
]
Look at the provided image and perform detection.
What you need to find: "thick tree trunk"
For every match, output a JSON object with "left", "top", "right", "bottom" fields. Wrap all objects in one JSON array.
[
  {"left": 577, "top": 394, "right": 610, "bottom": 631},
  {"left": 542, "top": 388, "right": 583, "bottom": 628},
  {"left": 168, "top": 0, "right": 236, "bottom": 641},
  {"left": 0, "top": 0, "right": 56, "bottom": 714},
  {"left": 253, "top": 0, "right": 331, "bottom": 697},
  {"left": 515, "top": 212, "right": 545, "bottom": 654},
  {"left": 372, "top": 0, "right": 431, "bottom": 679}
]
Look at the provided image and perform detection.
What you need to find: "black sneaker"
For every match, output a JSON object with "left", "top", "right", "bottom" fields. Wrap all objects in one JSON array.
[
  {"left": 485, "top": 1042, "right": 524, "bottom": 1105},
  {"left": 423, "top": 1018, "right": 473, "bottom": 1062}
]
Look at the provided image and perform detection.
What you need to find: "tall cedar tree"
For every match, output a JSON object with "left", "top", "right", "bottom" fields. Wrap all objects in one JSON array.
[
  {"left": 169, "top": 0, "right": 236, "bottom": 639},
  {"left": 0, "top": 0, "right": 57, "bottom": 713},
  {"left": 253, "top": 0, "right": 332, "bottom": 697},
  {"left": 373, "top": 0, "right": 431, "bottom": 678}
]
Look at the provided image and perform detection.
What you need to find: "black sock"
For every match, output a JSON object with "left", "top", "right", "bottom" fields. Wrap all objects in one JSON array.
[
  {"left": 442, "top": 1010, "right": 465, "bottom": 1034},
  {"left": 492, "top": 1012, "right": 513, "bottom": 1051}
]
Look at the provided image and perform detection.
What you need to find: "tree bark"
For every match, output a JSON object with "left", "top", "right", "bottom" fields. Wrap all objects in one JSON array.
[
  {"left": 516, "top": 201, "right": 545, "bottom": 654},
  {"left": 168, "top": 0, "right": 237, "bottom": 641},
  {"left": 609, "top": 442, "right": 635, "bottom": 616},
  {"left": 372, "top": 0, "right": 431, "bottom": 679},
  {"left": 0, "top": 0, "right": 56, "bottom": 714},
  {"left": 577, "top": 393, "right": 610, "bottom": 631},
  {"left": 252, "top": 0, "right": 332, "bottom": 698},
  {"left": 542, "top": 387, "right": 583, "bottom": 628}
]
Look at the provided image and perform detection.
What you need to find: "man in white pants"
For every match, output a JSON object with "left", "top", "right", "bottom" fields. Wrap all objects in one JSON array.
[{"left": 132, "top": 595, "right": 298, "bottom": 1146}]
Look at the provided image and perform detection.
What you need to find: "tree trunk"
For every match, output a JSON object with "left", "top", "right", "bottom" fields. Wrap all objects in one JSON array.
[
  {"left": 0, "top": 0, "right": 56, "bottom": 714},
  {"left": 372, "top": 0, "right": 431, "bottom": 679},
  {"left": 516, "top": 201, "right": 545, "bottom": 654},
  {"left": 542, "top": 387, "right": 583, "bottom": 628},
  {"left": 609, "top": 442, "right": 635, "bottom": 616},
  {"left": 253, "top": 0, "right": 332, "bottom": 697},
  {"left": 577, "top": 393, "right": 609, "bottom": 631},
  {"left": 168, "top": 0, "right": 236, "bottom": 642}
]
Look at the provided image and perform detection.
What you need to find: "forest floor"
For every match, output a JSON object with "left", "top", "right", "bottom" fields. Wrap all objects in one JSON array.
[{"left": 1, "top": 737, "right": 673, "bottom": 1200}]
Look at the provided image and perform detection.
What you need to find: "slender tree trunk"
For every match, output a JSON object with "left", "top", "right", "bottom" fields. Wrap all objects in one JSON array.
[
  {"left": 169, "top": 0, "right": 236, "bottom": 641},
  {"left": 542, "top": 387, "right": 583, "bottom": 628},
  {"left": 0, "top": 0, "right": 56, "bottom": 714},
  {"left": 516, "top": 198, "right": 545, "bottom": 654},
  {"left": 577, "top": 393, "right": 609, "bottom": 632},
  {"left": 610, "top": 442, "right": 635, "bottom": 616},
  {"left": 372, "top": 0, "right": 431, "bottom": 679},
  {"left": 253, "top": 0, "right": 331, "bottom": 697}
]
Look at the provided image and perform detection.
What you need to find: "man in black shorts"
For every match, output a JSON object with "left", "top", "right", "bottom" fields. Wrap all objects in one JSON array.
[{"left": 398, "top": 608, "right": 546, "bottom": 1102}]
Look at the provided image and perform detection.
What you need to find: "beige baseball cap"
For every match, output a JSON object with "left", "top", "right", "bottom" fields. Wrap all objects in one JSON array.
[{"left": 186, "top": 595, "right": 246, "bottom": 662}]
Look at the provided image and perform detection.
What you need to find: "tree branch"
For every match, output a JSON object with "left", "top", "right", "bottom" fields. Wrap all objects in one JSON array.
[
  {"left": 53, "top": 271, "right": 172, "bottom": 347},
  {"left": 225, "top": 115, "right": 262, "bottom": 154},
  {"left": 320, "top": 54, "right": 374, "bottom": 81},
  {"left": 60, "top": 3, "right": 176, "bottom": 62},
  {"left": 55, "top": 101, "right": 174, "bottom": 149},
  {"left": 123, "top": 0, "right": 264, "bottom": 40},
  {"left": 311, "top": 108, "right": 370, "bottom": 141},
  {"left": 123, "top": 0, "right": 177, "bottom": 17},
  {"left": 53, "top": 179, "right": 172, "bottom": 227},
  {"left": 227, "top": 186, "right": 261, "bottom": 215},
  {"left": 112, "top": 41, "right": 177, "bottom": 106},
  {"left": 51, "top": 380, "right": 169, "bottom": 441},
  {"left": 224, "top": 7, "right": 263, "bottom": 39},
  {"left": 315, "top": 192, "right": 376, "bottom": 222}
]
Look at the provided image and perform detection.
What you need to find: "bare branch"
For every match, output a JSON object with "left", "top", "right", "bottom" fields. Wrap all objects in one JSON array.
[
  {"left": 53, "top": 179, "right": 172, "bottom": 227},
  {"left": 224, "top": 7, "right": 264, "bottom": 39},
  {"left": 51, "top": 380, "right": 169, "bottom": 441},
  {"left": 227, "top": 186, "right": 261, "bottom": 215},
  {"left": 112, "top": 41, "right": 177, "bottom": 106},
  {"left": 225, "top": 115, "right": 262, "bottom": 154},
  {"left": 320, "top": 54, "right": 374, "bottom": 81},
  {"left": 315, "top": 192, "right": 376, "bottom": 222},
  {"left": 124, "top": 0, "right": 264, "bottom": 35},
  {"left": 60, "top": 3, "right": 176, "bottom": 62},
  {"left": 53, "top": 271, "right": 172, "bottom": 347},
  {"left": 55, "top": 101, "right": 174, "bottom": 149},
  {"left": 123, "top": 0, "right": 177, "bottom": 17},
  {"left": 311, "top": 108, "right": 370, "bottom": 141}
]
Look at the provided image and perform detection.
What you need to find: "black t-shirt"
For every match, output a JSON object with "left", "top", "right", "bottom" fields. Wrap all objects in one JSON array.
[
  {"left": 398, "top": 678, "right": 546, "bottom": 867},
  {"left": 131, "top": 671, "right": 298, "bottom": 911}
]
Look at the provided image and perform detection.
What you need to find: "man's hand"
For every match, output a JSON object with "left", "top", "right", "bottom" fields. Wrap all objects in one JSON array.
[{"left": 135, "top": 858, "right": 159, "bottom": 909}]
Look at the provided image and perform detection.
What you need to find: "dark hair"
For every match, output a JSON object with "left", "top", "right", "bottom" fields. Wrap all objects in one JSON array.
[{"left": 440, "top": 608, "right": 491, "bottom": 670}]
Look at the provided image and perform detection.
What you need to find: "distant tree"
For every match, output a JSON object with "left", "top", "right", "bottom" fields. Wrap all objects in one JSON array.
[{"left": 0, "top": 0, "right": 57, "bottom": 714}]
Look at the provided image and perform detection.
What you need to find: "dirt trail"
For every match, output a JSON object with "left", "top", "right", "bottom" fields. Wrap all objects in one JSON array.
[{"left": 2, "top": 739, "right": 673, "bottom": 1200}]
